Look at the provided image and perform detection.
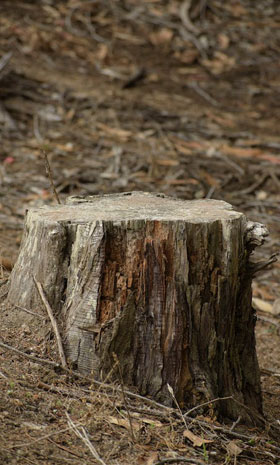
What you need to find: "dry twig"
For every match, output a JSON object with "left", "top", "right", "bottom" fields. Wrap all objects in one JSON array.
[
  {"left": 154, "top": 457, "right": 205, "bottom": 465},
  {"left": 0, "top": 51, "right": 12, "bottom": 74},
  {"left": 179, "top": 0, "right": 199, "bottom": 34},
  {"left": 66, "top": 411, "right": 108, "bottom": 465},
  {"left": 4, "top": 424, "right": 82, "bottom": 450},
  {"left": 184, "top": 395, "right": 234, "bottom": 418},
  {"left": 41, "top": 149, "right": 61, "bottom": 204},
  {"left": 167, "top": 383, "right": 188, "bottom": 429},
  {"left": 0, "top": 339, "right": 60, "bottom": 368},
  {"left": 0, "top": 337, "right": 173, "bottom": 411},
  {"left": 34, "top": 278, "right": 67, "bottom": 368},
  {"left": 0, "top": 370, "right": 8, "bottom": 380},
  {"left": 14, "top": 303, "right": 45, "bottom": 319}
]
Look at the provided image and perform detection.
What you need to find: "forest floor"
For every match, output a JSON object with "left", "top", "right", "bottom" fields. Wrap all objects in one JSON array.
[{"left": 0, "top": 1, "right": 280, "bottom": 464}]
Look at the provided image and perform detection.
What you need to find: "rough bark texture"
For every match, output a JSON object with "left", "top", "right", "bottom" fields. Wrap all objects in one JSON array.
[{"left": 8, "top": 192, "right": 267, "bottom": 421}]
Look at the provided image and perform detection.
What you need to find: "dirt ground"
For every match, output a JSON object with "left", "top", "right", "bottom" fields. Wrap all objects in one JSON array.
[{"left": 0, "top": 1, "right": 280, "bottom": 464}]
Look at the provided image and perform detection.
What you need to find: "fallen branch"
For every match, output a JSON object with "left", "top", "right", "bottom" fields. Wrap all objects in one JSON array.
[
  {"left": 2, "top": 336, "right": 279, "bottom": 454},
  {"left": 154, "top": 457, "right": 205, "bottom": 465},
  {"left": 184, "top": 395, "right": 234, "bottom": 418},
  {"left": 66, "top": 412, "right": 108, "bottom": 465},
  {"left": 0, "top": 370, "right": 8, "bottom": 380},
  {"left": 34, "top": 278, "right": 67, "bottom": 368},
  {"left": 14, "top": 303, "right": 45, "bottom": 319},
  {"left": 248, "top": 253, "right": 278, "bottom": 275},
  {"left": 0, "top": 337, "right": 172, "bottom": 411},
  {"left": 0, "top": 339, "right": 59, "bottom": 369},
  {"left": 41, "top": 149, "right": 61, "bottom": 204},
  {"left": 167, "top": 383, "right": 188, "bottom": 429},
  {"left": 4, "top": 424, "right": 82, "bottom": 450},
  {"left": 179, "top": 0, "right": 199, "bottom": 34},
  {"left": 0, "top": 51, "right": 12, "bottom": 74}
]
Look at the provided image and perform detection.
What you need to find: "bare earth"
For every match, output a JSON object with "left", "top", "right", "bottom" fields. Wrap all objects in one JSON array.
[{"left": 0, "top": 1, "right": 280, "bottom": 464}]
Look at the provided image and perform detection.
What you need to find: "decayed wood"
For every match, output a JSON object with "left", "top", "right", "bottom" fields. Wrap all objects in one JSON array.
[{"left": 8, "top": 192, "right": 268, "bottom": 421}]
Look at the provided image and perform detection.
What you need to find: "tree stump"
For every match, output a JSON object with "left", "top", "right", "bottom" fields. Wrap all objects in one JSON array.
[{"left": 8, "top": 192, "right": 268, "bottom": 420}]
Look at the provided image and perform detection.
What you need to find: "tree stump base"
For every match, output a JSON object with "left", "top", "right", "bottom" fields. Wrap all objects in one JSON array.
[{"left": 8, "top": 192, "right": 268, "bottom": 421}]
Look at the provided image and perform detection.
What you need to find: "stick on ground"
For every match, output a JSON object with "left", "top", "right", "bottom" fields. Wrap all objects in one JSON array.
[
  {"left": 66, "top": 412, "right": 108, "bottom": 465},
  {"left": 41, "top": 149, "right": 61, "bottom": 204},
  {"left": 34, "top": 278, "right": 67, "bottom": 368}
]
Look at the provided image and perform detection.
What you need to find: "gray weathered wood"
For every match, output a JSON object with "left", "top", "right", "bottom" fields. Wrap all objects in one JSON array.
[{"left": 8, "top": 192, "right": 267, "bottom": 421}]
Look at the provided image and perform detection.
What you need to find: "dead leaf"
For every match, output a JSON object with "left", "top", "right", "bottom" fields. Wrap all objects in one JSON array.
[
  {"left": 252, "top": 297, "right": 273, "bottom": 314},
  {"left": 156, "top": 159, "right": 179, "bottom": 167},
  {"left": 22, "top": 421, "right": 47, "bottom": 430},
  {"left": 221, "top": 144, "right": 260, "bottom": 158},
  {"left": 56, "top": 142, "right": 74, "bottom": 152},
  {"left": 141, "top": 418, "right": 163, "bottom": 428},
  {"left": 173, "top": 142, "right": 193, "bottom": 155},
  {"left": 218, "top": 33, "right": 230, "bottom": 50},
  {"left": 147, "top": 72, "right": 159, "bottom": 82},
  {"left": 43, "top": 5, "right": 60, "bottom": 18},
  {"left": 183, "top": 429, "right": 213, "bottom": 447},
  {"left": 137, "top": 129, "right": 156, "bottom": 139},
  {"left": 100, "top": 172, "right": 119, "bottom": 179},
  {"left": 255, "top": 153, "right": 280, "bottom": 164},
  {"left": 149, "top": 28, "right": 173, "bottom": 46},
  {"left": 146, "top": 451, "right": 159, "bottom": 465},
  {"left": 202, "top": 52, "right": 235, "bottom": 75},
  {"left": 252, "top": 284, "right": 274, "bottom": 301},
  {"left": 108, "top": 415, "right": 142, "bottom": 432},
  {"left": 199, "top": 170, "right": 220, "bottom": 187},
  {"left": 96, "top": 123, "right": 132, "bottom": 141},
  {"left": 238, "top": 138, "right": 262, "bottom": 146},
  {"left": 227, "top": 3, "right": 247, "bottom": 17},
  {"left": 256, "top": 190, "right": 268, "bottom": 200},
  {"left": 65, "top": 108, "right": 75, "bottom": 121},
  {"left": 205, "top": 110, "right": 235, "bottom": 128},
  {"left": 161, "top": 179, "right": 199, "bottom": 186},
  {"left": 196, "top": 415, "right": 217, "bottom": 423},
  {"left": 0, "top": 257, "right": 14, "bottom": 271},
  {"left": 220, "top": 144, "right": 280, "bottom": 164},
  {"left": 272, "top": 298, "right": 280, "bottom": 316},
  {"left": 171, "top": 137, "right": 209, "bottom": 152},
  {"left": 96, "top": 43, "right": 109, "bottom": 62},
  {"left": 175, "top": 49, "right": 199, "bottom": 65},
  {"left": 226, "top": 440, "right": 242, "bottom": 456}
]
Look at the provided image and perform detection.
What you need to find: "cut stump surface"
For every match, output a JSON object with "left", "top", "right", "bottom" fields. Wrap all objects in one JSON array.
[{"left": 8, "top": 192, "right": 268, "bottom": 421}]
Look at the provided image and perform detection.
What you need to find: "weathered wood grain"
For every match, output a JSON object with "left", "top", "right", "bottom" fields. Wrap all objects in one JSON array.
[{"left": 8, "top": 192, "right": 267, "bottom": 421}]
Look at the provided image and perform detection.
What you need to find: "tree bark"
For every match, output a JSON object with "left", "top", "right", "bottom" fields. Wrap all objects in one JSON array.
[{"left": 8, "top": 192, "right": 268, "bottom": 421}]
